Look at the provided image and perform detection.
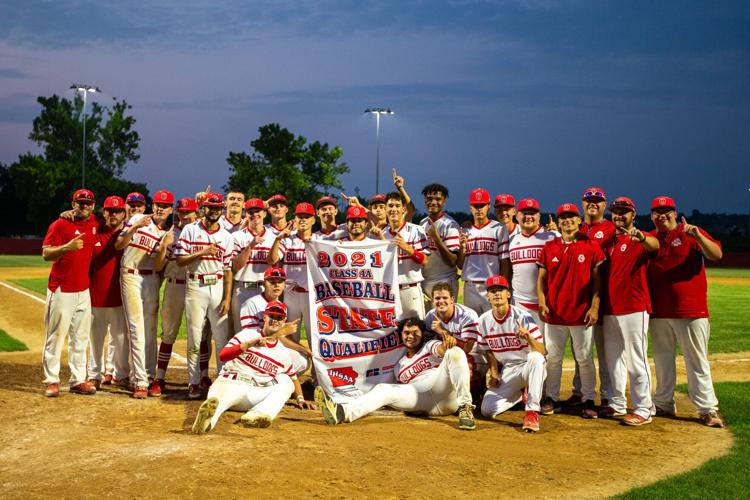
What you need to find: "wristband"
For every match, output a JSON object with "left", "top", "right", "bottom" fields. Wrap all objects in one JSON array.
[{"left": 411, "top": 250, "right": 426, "bottom": 265}]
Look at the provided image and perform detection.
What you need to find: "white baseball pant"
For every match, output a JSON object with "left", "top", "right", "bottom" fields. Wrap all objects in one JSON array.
[
  {"left": 463, "top": 281, "right": 491, "bottom": 315},
  {"left": 120, "top": 272, "right": 161, "bottom": 387},
  {"left": 284, "top": 287, "right": 311, "bottom": 346},
  {"left": 422, "top": 277, "right": 459, "bottom": 310},
  {"left": 570, "top": 324, "right": 610, "bottom": 400},
  {"left": 160, "top": 279, "right": 186, "bottom": 344},
  {"left": 205, "top": 375, "right": 295, "bottom": 428},
  {"left": 650, "top": 317, "right": 719, "bottom": 415},
  {"left": 341, "top": 347, "right": 472, "bottom": 422},
  {"left": 481, "top": 351, "right": 546, "bottom": 416},
  {"left": 516, "top": 303, "right": 546, "bottom": 343},
  {"left": 399, "top": 283, "right": 426, "bottom": 319},
  {"left": 88, "top": 306, "right": 129, "bottom": 382},
  {"left": 185, "top": 278, "right": 231, "bottom": 385},
  {"left": 545, "top": 324, "right": 596, "bottom": 402},
  {"left": 42, "top": 288, "right": 91, "bottom": 386},
  {"left": 231, "top": 281, "right": 262, "bottom": 332},
  {"left": 602, "top": 312, "right": 654, "bottom": 418}
]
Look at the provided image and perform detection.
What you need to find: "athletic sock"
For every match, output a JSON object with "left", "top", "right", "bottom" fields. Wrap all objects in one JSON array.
[
  {"left": 156, "top": 342, "right": 173, "bottom": 379},
  {"left": 199, "top": 340, "right": 211, "bottom": 378}
]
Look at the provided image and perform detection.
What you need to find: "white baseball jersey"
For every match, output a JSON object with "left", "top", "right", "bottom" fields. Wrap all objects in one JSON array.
[
  {"left": 476, "top": 305, "right": 543, "bottom": 365},
  {"left": 507, "top": 222, "right": 521, "bottom": 239},
  {"left": 462, "top": 220, "right": 510, "bottom": 281},
  {"left": 162, "top": 226, "right": 186, "bottom": 280},
  {"left": 383, "top": 222, "right": 430, "bottom": 285},
  {"left": 266, "top": 222, "right": 291, "bottom": 239},
  {"left": 174, "top": 221, "right": 233, "bottom": 275},
  {"left": 313, "top": 224, "right": 347, "bottom": 241},
  {"left": 120, "top": 214, "right": 166, "bottom": 271},
  {"left": 220, "top": 329, "right": 297, "bottom": 384},
  {"left": 219, "top": 215, "right": 243, "bottom": 234},
  {"left": 232, "top": 227, "right": 274, "bottom": 282},
  {"left": 239, "top": 293, "right": 270, "bottom": 330},
  {"left": 424, "top": 303, "right": 480, "bottom": 343},
  {"left": 395, "top": 340, "right": 443, "bottom": 384},
  {"left": 508, "top": 227, "right": 558, "bottom": 308},
  {"left": 420, "top": 213, "right": 460, "bottom": 282},
  {"left": 277, "top": 232, "right": 309, "bottom": 289}
]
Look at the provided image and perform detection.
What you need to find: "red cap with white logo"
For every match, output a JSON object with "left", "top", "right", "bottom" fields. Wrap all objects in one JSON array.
[
  {"left": 469, "top": 188, "right": 490, "bottom": 205},
  {"left": 154, "top": 190, "right": 174, "bottom": 205},
  {"left": 346, "top": 206, "right": 368, "bottom": 220},
  {"left": 295, "top": 202, "right": 315, "bottom": 216},
  {"left": 268, "top": 194, "right": 288, "bottom": 206},
  {"left": 245, "top": 198, "right": 265, "bottom": 210},
  {"left": 557, "top": 203, "right": 580, "bottom": 217},
  {"left": 263, "top": 266, "right": 287, "bottom": 280},
  {"left": 609, "top": 196, "right": 636, "bottom": 213},
  {"left": 73, "top": 189, "right": 95, "bottom": 202},
  {"left": 177, "top": 198, "right": 198, "bottom": 211},
  {"left": 264, "top": 300, "right": 288, "bottom": 317},
  {"left": 517, "top": 198, "right": 540, "bottom": 212},
  {"left": 316, "top": 196, "right": 337, "bottom": 209},
  {"left": 202, "top": 192, "right": 225, "bottom": 207},
  {"left": 651, "top": 196, "right": 676, "bottom": 210},
  {"left": 103, "top": 196, "right": 124, "bottom": 209},
  {"left": 486, "top": 275, "right": 510, "bottom": 289},
  {"left": 494, "top": 194, "right": 516, "bottom": 207}
]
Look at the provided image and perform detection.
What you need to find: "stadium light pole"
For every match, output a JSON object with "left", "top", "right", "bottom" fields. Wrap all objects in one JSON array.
[
  {"left": 70, "top": 84, "right": 101, "bottom": 188},
  {"left": 364, "top": 108, "right": 394, "bottom": 194}
]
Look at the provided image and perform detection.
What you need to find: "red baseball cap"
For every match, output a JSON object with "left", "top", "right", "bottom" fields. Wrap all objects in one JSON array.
[
  {"left": 469, "top": 188, "right": 490, "bottom": 205},
  {"left": 582, "top": 187, "right": 606, "bottom": 201},
  {"left": 494, "top": 194, "right": 516, "bottom": 207},
  {"left": 651, "top": 196, "right": 676, "bottom": 211},
  {"left": 202, "top": 192, "right": 225, "bottom": 207},
  {"left": 295, "top": 202, "right": 315, "bottom": 216},
  {"left": 263, "top": 266, "right": 287, "bottom": 280},
  {"left": 557, "top": 203, "right": 580, "bottom": 217},
  {"left": 245, "top": 198, "right": 266, "bottom": 210},
  {"left": 486, "top": 275, "right": 510, "bottom": 289},
  {"left": 268, "top": 194, "right": 288, "bottom": 206},
  {"left": 154, "top": 190, "right": 174, "bottom": 205},
  {"left": 609, "top": 196, "right": 636, "bottom": 213},
  {"left": 368, "top": 194, "right": 386, "bottom": 206},
  {"left": 517, "top": 198, "right": 540, "bottom": 212},
  {"left": 346, "top": 206, "right": 368, "bottom": 220},
  {"left": 126, "top": 192, "right": 146, "bottom": 205},
  {"left": 264, "top": 300, "right": 288, "bottom": 317},
  {"left": 103, "top": 195, "right": 124, "bottom": 209},
  {"left": 177, "top": 198, "right": 198, "bottom": 212},
  {"left": 73, "top": 189, "right": 95, "bottom": 202},
  {"left": 316, "top": 196, "right": 337, "bottom": 209}
]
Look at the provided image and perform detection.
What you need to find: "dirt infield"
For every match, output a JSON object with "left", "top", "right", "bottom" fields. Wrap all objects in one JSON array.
[{"left": 0, "top": 267, "right": 745, "bottom": 499}]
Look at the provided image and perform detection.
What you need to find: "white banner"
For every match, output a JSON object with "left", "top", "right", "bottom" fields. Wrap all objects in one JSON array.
[{"left": 306, "top": 239, "right": 405, "bottom": 402}]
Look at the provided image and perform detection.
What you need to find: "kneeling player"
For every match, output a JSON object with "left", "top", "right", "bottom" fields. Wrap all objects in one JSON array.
[
  {"left": 478, "top": 276, "right": 546, "bottom": 433},
  {"left": 192, "top": 301, "right": 310, "bottom": 434},
  {"left": 315, "top": 317, "right": 476, "bottom": 430}
]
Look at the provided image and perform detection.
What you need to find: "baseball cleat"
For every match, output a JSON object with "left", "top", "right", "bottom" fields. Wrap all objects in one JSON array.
[
  {"left": 240, "top": 411, "right": 273, "bottom": 428},
  {"left": 655, "top": 407, "right": 676, "bottom": 418},
  {"left": 87, "top": 379, "right": 102, "bottom": 390},
  {"left": 581, "top": 400, "right": 598, "bottom": 419},
  {"left": 458, "top": 404, "right": 476, "bottom": 431},
  {"left": 188, "top": 384, "right": 202, "bottom": 400},
  {"left": 192, "top": 397, "right": 219, "bottom": 435},
  {"left": 44, "top": 383, "right": 60, "bottom": 398},
  {"left": 598, "top": 406, "right": 627, "bottom": 419},
  {"left": 315, "top": 386, "right": 344, "bottom": 425},
  {"left": 700, "top": 411, "right": 724, "bottom": 428},
  {"left": 148, "top": 379, "right": 164, "bottom": 397},
  {"left": 539, "top": 397, "right": 560, "bottom": 415},
  {"left": 102, "top": 374, "right": 114, "bottom": 385},
  {"left": 70, "top": 382, "right": 96, "bottom": 395},
  {"left": 522, "top": 410, "right": 540, "bottom": 433},
  {"left": 622, "top": 413, "right": 652, "bottom": 426},
  {"left": 132, "top": 386, "right": 148, "bottom": 399}
]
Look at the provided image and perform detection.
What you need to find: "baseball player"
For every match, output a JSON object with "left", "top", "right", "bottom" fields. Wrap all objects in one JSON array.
[
  {"left": 150, "top": 197, "right": 199, "bottom": 396},
  {"left": 41, "top": 189, "right": 99, "bottom": 397},
  {"left": 342, "top": 205, "right": 377, "bottom": 242},
  {"left": 391, "top": 168, "right": 416, "bottom": 222},
  {"left": 537, "top": 203, "right": 605, "bottom": 418},
  {"left": 266, "top": 194, "right": 291, "bottom": 237},
  {"left": 419, "top": 183, "right": 461, "bottom": 304},
  {"left": 86, "top": 195, "right": 128, "bottom": 389},
  {"left": 647, "top": 196, "right": 723, "bottom": 428},
  {"left": 231, "top": 198, "right": 273, "bottom": 330},
  {"left": 125, "top": 192, "right": 147, "bottom": 219},
  {"left": 314, "top": 196, "right": 347, "bottom": 240},
  {"left": 494, "top": 194, "right": 520, "bottom": 238},
  {"left": 457, "top": 188, "right": 511, "bottom": 315},
  {"left": 115, "top": 189, "right": 174, "bottom": 398},
  {"left": 382, "top": 192, "right": 431, "bottom": 318},
  {"left": 367, "top": 194, "right": 388, "bottom": 232},
  {"left": 175, "top": 193, "right": 234, "bottom": 399},
  {"left": 315, "top": 317, "right": 476, "bottom": 430},
  {"left": 477, "top": 276, "right": 546, "bottom": 433},
  {"left": 192, "top": 301, "right": 314, "bottom": 434},
  {"left": 599, "top": 197, "right": 658, "bottom": 425},
  {"left": 219, "top": 190, "right": 245, "bottom": 233}
]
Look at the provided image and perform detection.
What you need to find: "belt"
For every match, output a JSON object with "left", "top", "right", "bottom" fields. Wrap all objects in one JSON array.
[
  {"left": 124, "top": 268, "right": 154, "bottom": 276},
  {"left": 167, "top": 278, "right": 186, "bottom": 284},
  {"left": 399, "top": 283, "right": 419, "bottom": 290},
  {"left": 188, "top": 273, "right": 223, "bottom": 280},
  {"left": 237, "top": 281, "right": 262, "bottom": 289},
  {"left": 220, "top": 372, "right": 276, "bottom": 387}
]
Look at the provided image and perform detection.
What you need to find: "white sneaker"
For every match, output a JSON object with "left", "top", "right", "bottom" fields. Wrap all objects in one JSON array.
[
  {"left": 192, "top": 397, "right": 219, "bottom": 435},
  {"left": 241, "top": 410, "right": 273, "bottom": 428}
]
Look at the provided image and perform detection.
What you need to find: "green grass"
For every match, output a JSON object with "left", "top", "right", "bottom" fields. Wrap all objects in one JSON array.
[
  {"left": 0, "top": 254, "right": 50, "bottom": 267},
  {"left": 617, "top": 381, "right": 749, "bottom": 499},
  {"left": 706, "top": 267, "right": 750, "bottom": 279},
  {"left": 0, "top": 329, "right": 28, "bottom": 352},
  {"left": 707, "top": 282, "right": 750, "bottom": 352}
]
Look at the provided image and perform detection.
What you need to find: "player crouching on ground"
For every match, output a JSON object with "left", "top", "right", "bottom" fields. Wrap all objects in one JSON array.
[
  {"left": 192, "top": 301, "right": 313, "bottom": 434},
  {"left": 477, "top": 276, "right": 546, "bottom": 433},
  {"left": 315, "top": 317, "right": 476, "bottom": 431}
]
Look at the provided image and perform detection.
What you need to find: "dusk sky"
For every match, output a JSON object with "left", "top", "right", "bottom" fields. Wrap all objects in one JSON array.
[{"left": 1, "top": 1, "right": 748, "bottom": 214}]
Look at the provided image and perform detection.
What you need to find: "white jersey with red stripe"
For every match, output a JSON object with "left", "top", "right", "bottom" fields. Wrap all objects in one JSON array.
[
  {"left": 120, "top": 214, "right": 166, "bottom": 271},
  {"left": 266, "top": 222, "right": 291, "bottom": 239},
  {"left": 420, "top": 213, "right": 460, "bottom": 282},
  {"left": 232, "top": 227, "right": 274, "bottom": 282},
  {"left": 508, "top": 227, "right": 558, "bottom": 308},
  {"left": 461, "top": 220, "right": 509, "bottom": 282},
  {"left": 220, "top": 329, "right": 297, "bottom": 384},
  {"left": 395, "top": 339, "right": 443, "bottom": 384},
  {"left": 383, "top": 221, "right": 430, "bottom": 285},
  {"left": 476, "top": 305, "right": 543, "bottom": 365},
  {"left": 507, "top": 222, "right": 521, "bottom": 239},
  {"left": 162, "top": 225, "right": 186, "bottom": 280},
  {"left": 424, "top": 303, "right": 480, "bottom": 343},
  {"left": 239, "top": 292, "right": 271, "bottom": 330},
  {"left": 174, "top": 221, "right": 233, "bottom": 275},
  {"left": 313, "top": 224, "right": 347, "bottom": 241},
  {"left": 218, "top": 215, "right": 243, "bottom": 234},
  {"left": 278, "top": 232, "right": 309, "bottom": 289}
]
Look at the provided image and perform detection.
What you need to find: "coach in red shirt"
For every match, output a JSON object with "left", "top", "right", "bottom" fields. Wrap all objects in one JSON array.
[
  {"left": 41, "top": 189, "right": 99, "bottom": 397},
  {"left": 647, "top": 196, "right": 723, "bottom": 428},
  {"left": 537, "top": 203, "right": 605, "bottom": 418}
]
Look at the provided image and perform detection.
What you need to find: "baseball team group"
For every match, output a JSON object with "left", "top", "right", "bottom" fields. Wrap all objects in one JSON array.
[{"left": 39, "top": 170, "right": 725, "bottom": 434}]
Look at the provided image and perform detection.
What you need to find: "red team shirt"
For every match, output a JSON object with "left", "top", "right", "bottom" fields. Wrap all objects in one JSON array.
[
  {"left": 580, "top": 220, "right": 616, "bottom": 246},
  {"left": 537, "top": 235, "right": 605, "bottom": 326},
  {"left": 89, "top": 222, "right": 124, "bottom": 307},
  {"left": 601, "top": 233, "right": 652, "bottom": 316},
  {"left": 647, "top": 225, "right": 719, "bottom": 319},
  {"left": 43, "top": 217, "right": 98, "bottom": 293}
]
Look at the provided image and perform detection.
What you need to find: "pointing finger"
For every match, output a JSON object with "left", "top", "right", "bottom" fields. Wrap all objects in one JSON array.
[
  {"left": 392, "top": 168, "right": 397, "bottom": 178},
  {"left": 681, "top": 216, "right": 688, "bottom": 226},
  {"left": 205, "top": 184, "right": 212, "bottom": 193}
]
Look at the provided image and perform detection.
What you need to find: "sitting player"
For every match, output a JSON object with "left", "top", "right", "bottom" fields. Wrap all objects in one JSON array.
[
  {"left": 315, "top": 317, "right": 476, "bottom": 430},
  {"left": 192, "top": 301, "right": 312, "bottom": 434}
]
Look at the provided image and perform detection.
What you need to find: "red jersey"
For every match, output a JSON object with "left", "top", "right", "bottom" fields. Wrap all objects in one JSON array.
[
  {"left": 647, "top": 225, "right": 719, "bottom": 319},
  {"left": 89, "top": 222, "right": 124, "bottom": 308},
  {"left": 43, "top": 217, "right": 98, "bottom": 293},
  {"left": 580, "top": 220, "right": 615, "bottom": 246},
  {"left": 602, "top": 233, "right": 651, "bottom": 315},
  {"left": 538, "top": 235, "right": 605, "bottom": 326}
]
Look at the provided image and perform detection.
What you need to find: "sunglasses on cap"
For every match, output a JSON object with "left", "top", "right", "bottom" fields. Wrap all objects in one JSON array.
[
  {"left": 583, "top": 190, "right": 605, "bottom": 199},
  {"left": 266, "top": 313, "right": 286, "bottom": 321}
]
